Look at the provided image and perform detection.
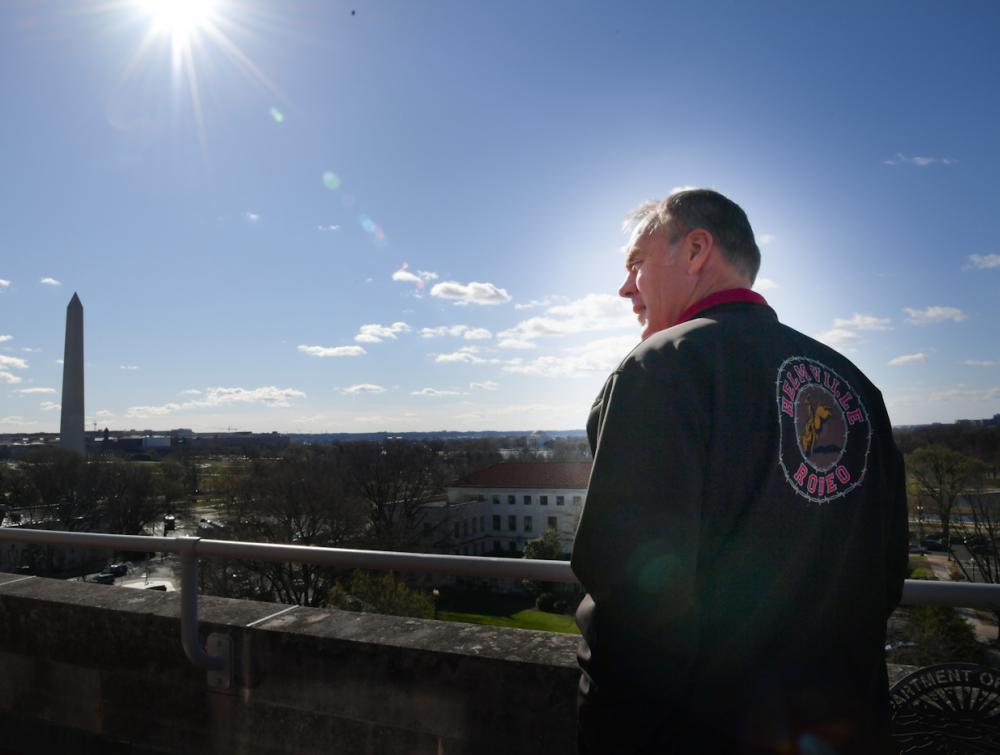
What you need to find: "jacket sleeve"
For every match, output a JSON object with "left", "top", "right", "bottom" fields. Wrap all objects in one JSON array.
[
  {"left": 885, "top": 443, "right": 909, "bottom": 618},
  {"left": 571, "top": 361, "right": 709, "bottom": 699}
]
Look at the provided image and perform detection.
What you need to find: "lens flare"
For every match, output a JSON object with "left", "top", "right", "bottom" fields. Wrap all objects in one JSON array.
[
  {"left": 322, "top": 171, "right": 342, "bottom": 190},
  {"left": 269, "top": 107, "right": 284, "bottom": 123}
]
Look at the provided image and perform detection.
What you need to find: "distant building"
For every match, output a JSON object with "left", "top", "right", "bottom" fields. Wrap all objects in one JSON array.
[{"left": 439, "top": 461, "right": 591, "bottom": 558}]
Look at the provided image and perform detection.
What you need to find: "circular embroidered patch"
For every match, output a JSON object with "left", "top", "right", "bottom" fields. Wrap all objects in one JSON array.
[{"left": 776, "top": 356, "right": 872, "bottom": 503}]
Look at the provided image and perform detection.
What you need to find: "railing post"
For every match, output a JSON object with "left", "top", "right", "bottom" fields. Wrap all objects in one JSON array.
[{"left": 178, "top": 538, "right": 230, "bottom": 687}]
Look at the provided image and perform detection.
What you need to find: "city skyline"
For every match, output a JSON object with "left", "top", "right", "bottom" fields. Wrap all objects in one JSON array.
[{"left": 2, "top": 1, "right": 999, "bottom": 433}]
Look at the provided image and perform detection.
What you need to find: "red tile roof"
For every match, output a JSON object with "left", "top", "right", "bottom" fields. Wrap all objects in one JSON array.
[{"left": 450, "top": 461, "right": 592, "bottom": 490}]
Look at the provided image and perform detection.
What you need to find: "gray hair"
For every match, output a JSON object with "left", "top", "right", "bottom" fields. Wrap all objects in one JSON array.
[{"left": 625, "top": 188, "right": 761, "bottom": 282}]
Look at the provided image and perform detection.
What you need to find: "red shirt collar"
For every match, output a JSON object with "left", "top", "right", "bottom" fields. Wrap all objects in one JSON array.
[{"left": 676, "top": 288, "right": 769, "bottom": 326}]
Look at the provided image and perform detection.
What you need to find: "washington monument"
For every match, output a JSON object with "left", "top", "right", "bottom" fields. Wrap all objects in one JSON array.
[{"left": 59, "top": 293, "right": 85, "bottom": 455}]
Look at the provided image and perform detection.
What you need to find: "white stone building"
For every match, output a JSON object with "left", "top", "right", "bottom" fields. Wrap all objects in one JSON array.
[{"left": 441, "top": 461, "right": 590, "bottom": 557}]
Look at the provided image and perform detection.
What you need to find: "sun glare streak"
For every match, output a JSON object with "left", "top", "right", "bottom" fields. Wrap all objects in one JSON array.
[{"left": 118, "top": 0, "right": 288, "bottom": 151}]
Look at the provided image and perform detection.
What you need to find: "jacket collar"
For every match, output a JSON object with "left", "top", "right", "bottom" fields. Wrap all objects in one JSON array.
[{"left": 676, "top": 288, "right": 770, "bottom": 326}]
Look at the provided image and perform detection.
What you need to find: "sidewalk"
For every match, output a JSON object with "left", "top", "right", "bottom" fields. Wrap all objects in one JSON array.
[{"left": 923, "top": 553, "right": 997, "bottom": 643}]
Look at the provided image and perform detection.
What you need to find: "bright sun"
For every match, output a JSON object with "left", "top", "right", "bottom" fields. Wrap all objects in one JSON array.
[{"left": 139, "top": 0, "right": 218, "bottom": 43}]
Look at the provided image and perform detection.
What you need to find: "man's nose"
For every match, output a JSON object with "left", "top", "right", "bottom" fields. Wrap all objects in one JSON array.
[{"left": 618, "top": 272, "right": 635, "bottom": 299}]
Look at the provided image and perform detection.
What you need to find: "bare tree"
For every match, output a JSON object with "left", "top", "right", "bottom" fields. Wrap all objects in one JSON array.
[
  {"left": 212, "top": 446, "right": 367, "bottom": 606},
  {"left": 345, "top": 441, "right": 447, "bottom": 552},
  {"left": 908, "top": 444, "right": 984, "bottom": 548}
]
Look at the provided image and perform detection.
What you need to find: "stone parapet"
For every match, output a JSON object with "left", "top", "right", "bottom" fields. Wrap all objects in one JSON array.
[{"left": 0, "top": 573, "right": 579, "bottom": 754}]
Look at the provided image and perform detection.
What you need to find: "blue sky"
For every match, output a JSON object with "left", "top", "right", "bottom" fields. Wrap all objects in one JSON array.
[{"left": 2, "top": 0, "right": 998, "bottom": 433}]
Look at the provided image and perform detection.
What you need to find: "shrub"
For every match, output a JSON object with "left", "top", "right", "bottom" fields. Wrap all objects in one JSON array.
[{"left": 327, "top": 570, "right": 434, "bottom": 619}]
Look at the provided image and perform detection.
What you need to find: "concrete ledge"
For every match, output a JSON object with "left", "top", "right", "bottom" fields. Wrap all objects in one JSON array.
[{"left": 0, "top": 574, "right": 580, "bottom": 755}]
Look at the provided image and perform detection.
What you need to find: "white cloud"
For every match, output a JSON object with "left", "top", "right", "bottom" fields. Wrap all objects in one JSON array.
[
  {"left": 95, "top": 410, "right": 115, "bottom": 418},
  {"left": 120, "top": 364, "right": 140, "bottom": 371},
  {"left": 0, "top": 335, "right": 11, "bottom": 342},
  {"left": 0, "top": 371, "right": 22, "bottom": 384},
  {"left": 430, "top": 280, "right": 511, "bottom": 306},
  {"left": 419, "top": 324, "right": 492, "bottom": 340},
  {"left": 126, "top": 385, "right": 306, "bottom": 418},
  {"left": 354, "top": 322, "right": 410, "bottom": 343},
  {"left": 22, "top": 347, "right": 40, "bottom": 353},
  {"left": 40, "top": 401, "right": 60, "bottom": 411},
  {"left": 883, "top": 153, "right": 957, "bottom": 167},
  {"left": 0, "top": 355, "right": 28, "bottom": 370},
  {"left": 903, "top": 306, "right": 967, "bottom": 325},
  {"left": 317, "top": 224, "right": 340, "bottom": 232},
  {"left": 16, "top": 387, "right": 56, "bottom": 394},
  {"left": 411, "top": 387, "right": 460, "bottom": 397},
  {"left": 0, "top": 416, "right": 34, "bottom": 426},
  {"left": 497, "top": 338, "right": 537, "bottom": 350},
  {"left": 435, "top": 350, "right": 496, "bottom": 365},
  {"left": 342, "top": 384, "right": 386, "bottom": 395},
  {"left": 817, "top": 329, "right": 863, "bottom": 348},
  {"left": 757, "top": 234, "right": 775, "bottom": 247},
  {"left": 470, "top": 380, "right": 499, "bottom": 390},
  {"left": 502, "top": 335, "right": 637, "bottom": 378},
  {"left": 392, "top": 263, "right": 438, "bottom": 290},
  {"left": 888, "top": 353, "right": 928, "bottom": 366},
  {"left": 961, "top": 360, "right": 996, "bottom": 367},
  {"left": 498, "top": 293, "right": 633, "bottom": 346},
  {"left": 178, "top": 389, "right": 202, "bottom": 396},
  {"left": 244, "top": 211, "right": 260, "bottom": 222},
  {"left": 753, "top": 278, "right": 779, "bottom": 292},
  {"left": 832, "top": 314, "right": 892, "bottom": 331},
  {"left": 298, "top": 344, "right": 366, "bottom": 358},
  {"left": 514, "top": 296, "right": 568, "bottom": 311},
  {"left": 967, "top": 254, "right": 1000, "bottom": 270},
  {"left": 40, "top": 277, "right": 61, "bottom": 286},
  {"left": 0, "top": 279, "right": 10, "bottom": 288}
]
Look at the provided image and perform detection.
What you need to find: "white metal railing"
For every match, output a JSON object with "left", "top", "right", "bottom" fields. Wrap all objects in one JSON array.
[{"left": 2, "top": 526, "right": 999, "bottom": 680}]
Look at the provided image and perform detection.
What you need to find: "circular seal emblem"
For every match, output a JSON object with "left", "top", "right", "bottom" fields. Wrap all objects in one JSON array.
[
  {"left": 776, "top": 356, "right": 871, "bottom": 503},
  {"left": 890, "top": 663, "right": 1000, "bottom": 753}
]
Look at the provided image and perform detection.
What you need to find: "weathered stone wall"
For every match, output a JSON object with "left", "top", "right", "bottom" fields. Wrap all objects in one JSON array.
[{"left": 0, "top": 573, "right": 580, "bottom": 755}]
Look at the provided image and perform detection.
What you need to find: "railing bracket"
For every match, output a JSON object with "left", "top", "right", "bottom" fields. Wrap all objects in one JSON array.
[{"left": 206, "top": 633, "right": 233, "bottom": 690}]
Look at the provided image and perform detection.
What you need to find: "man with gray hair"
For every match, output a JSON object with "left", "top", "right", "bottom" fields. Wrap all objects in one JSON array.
[{"left": 571, "top": 189, "right": 907, "bottom": 753}]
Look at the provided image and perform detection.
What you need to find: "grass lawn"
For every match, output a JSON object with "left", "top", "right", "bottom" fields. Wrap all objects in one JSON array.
[{"left": 440, "top": 608, "right": 580, "bottom": 634}]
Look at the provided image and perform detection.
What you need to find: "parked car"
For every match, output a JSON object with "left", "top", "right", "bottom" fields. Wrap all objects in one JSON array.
[
  {"left": 106, "top": 563, "right": 128, "bottom": 577},
  {"left": 91, "top": 572, "right": 115, "bottom": 585},
  {"left": 920, "top": 537, "right": 948, "bottom": 552},
  {"left": 908, "top": 542, "right": 928, "bottom": 554}
]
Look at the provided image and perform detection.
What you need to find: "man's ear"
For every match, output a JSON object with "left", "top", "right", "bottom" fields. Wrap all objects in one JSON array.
[{"left": 683, "top": 229, "right": 713, "bottom": 274}]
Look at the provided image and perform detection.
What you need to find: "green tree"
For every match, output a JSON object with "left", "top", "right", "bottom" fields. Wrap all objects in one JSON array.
[
  {"left": 327, "top": 570, "right": 434, "bottom": 619},
  {"left": 521, "top": 526, "right": 565, "bottom": 599}
]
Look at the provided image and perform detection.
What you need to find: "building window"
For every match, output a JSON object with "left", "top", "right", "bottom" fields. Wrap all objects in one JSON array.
[
  {"left": 523, "top": 495, "right": 531, "bottom": 505},
  {"left": 508, "top": 494, "right": 516, "bottom": 505},
  {"left": 453, "top": 522, "right": 459, "bottom": 538},
  {"left": 540, "top": 495, "right": 548, "bottom": 506},
  {"left": 524, "top": 516, "right": 533, "bottom": 532},
  {"left": 479, "top": 515, "right": 485, "bottom": 532},
  {"left": 492, "top": 515, "right": 501, "bottom": 530},
  {"left": 548, "top": 516, "right": 557, "bottom": 530},
  {"left": 462, "top": 521, "right": 468, "bottom": 537},
  {"left": 556, "top": 495, "right": 565, "bottom": 506},
  {"left": 423, "top": 522, "right": 432, "bottom": 535},
  {"left": 508, "top": 541, "right": 516, "bottom": 553},
  {"left": 494, "top": 540, "right": 501, "bottom": 552},
  {"left": 471, "top": 518, "right": 476, "bottom": 534},
  {"left": 492, "top": 495, "right": 500, "bottom": 505},
  {"left": 573, "top": 495, "right": 583, "bottom": 506},
  {"left": 508, "top": 515, "right": 517, "bottom": 532}
]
